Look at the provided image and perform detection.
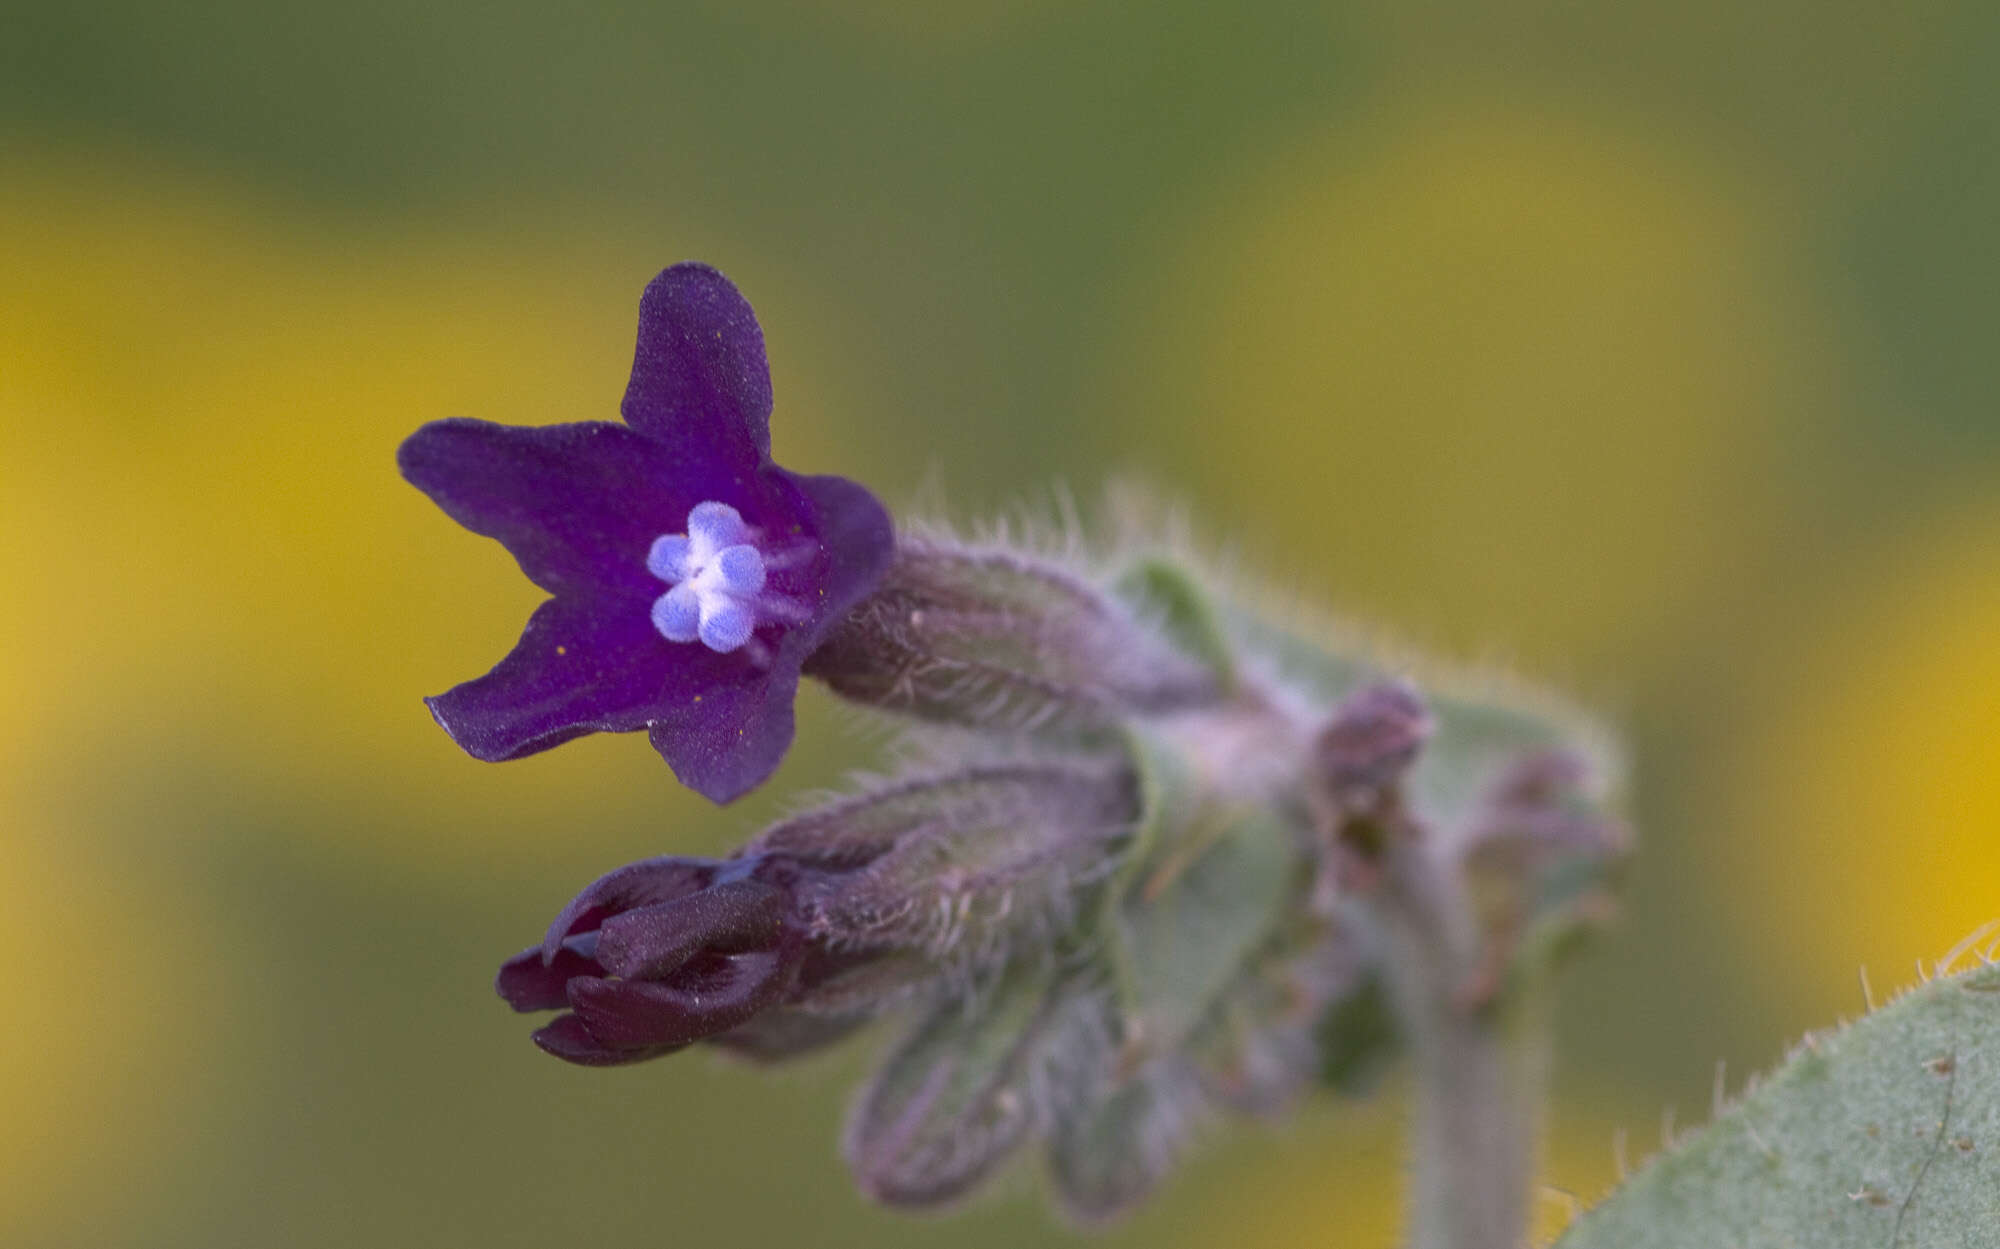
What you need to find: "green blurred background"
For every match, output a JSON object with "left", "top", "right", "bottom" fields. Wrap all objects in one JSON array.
[{"left": 4, "top": 2, "right": 1997, "bottom": 1246}]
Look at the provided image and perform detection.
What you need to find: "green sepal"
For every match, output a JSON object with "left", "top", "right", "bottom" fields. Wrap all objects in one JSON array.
[
  {"left": 1411, "top": 693, "right": 1573, "bottom": 833},
  {"left": 1114, "top": 556, "right": 1238, "bottom": 692},
  {"left": 1047, "top": 1065, "right": 1190, "bottom": 1224},
  {"left": 1218, "top": 605, "right": 1373, "bottom": 705},
  {"left": 843, "top": 968, "right": 1054, "bottom": 1207},
  {"left": 1107, "top": 728, "right": 1302, "bottom": 1060}
]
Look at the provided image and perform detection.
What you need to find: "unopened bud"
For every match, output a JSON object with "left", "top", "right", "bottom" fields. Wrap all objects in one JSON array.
[
  {"left": 748, "top": 758, "right": 1140, "bottom": 977},
  {"left": 1312, "top": 680, "right": 1431, "bottom": 814},
  {"left": 495, "top": 758, "right": 1142, "bottom": 1068},
  {"left": 1460, "top": 748, "right": 1629, "bottom": 984},
  {"left": 805, "top": 538, "right": 1222, "bottom": 732},
  {"left": 496, "top": 857, "right": 808, "bottom": 1066},
  {"left": 1308, "top": 681, "right": 1432, "bottom": 870}
]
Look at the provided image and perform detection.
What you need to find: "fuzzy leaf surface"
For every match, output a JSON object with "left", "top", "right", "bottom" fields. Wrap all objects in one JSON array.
[{"left": 1558, "top": 964, "right": 2000, "bottom": 1248}]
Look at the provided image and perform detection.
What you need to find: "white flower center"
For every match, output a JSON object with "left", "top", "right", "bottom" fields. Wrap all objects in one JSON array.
[{"left": 646, "top": 502, "right": 768, "bottom": 653}]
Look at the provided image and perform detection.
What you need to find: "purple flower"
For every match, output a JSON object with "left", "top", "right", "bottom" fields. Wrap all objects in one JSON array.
[
  {"left": 398, "top": 264, "right": 894, "bottom": 802},
  {"left": 495, "top": 856, "right": 809, "bottom": 1066}
]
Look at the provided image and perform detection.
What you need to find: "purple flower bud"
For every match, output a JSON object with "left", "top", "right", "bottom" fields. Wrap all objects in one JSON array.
[
  {"left": 804, "top": 538, "right": 1221, "bottom": 732},
  {"left": 399, "top": 263, "right": 894, "bottom": 803},
  {"left": 495, "top": 857, "right": 805, "bottom": 1066},
  {"left": 497, "top": 758, "right": 1141, "bottom": 1067},
  {"left": 1314, "top": 680, "right": 1432, "bottom": 801},
  {"left": 1304, "top": 680, "right": 1433, "bottom": 876}
]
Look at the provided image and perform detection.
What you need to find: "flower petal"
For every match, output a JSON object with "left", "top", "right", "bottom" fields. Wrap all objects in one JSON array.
[
  {"left": 621, "top": 263, "right": 773, "bottom": 464},
  {"left": 565, "top": 948, "right": 799, "bottom": 1048},
  {"left": 593, "top": 879, "right": 790, "bottom": 980},
  {"left": 530, "top": 1013, "right": 687, "bottom": 1067},
  {"left": 645, "top": 671, "right": 800, "bottom": 807},
  {"left": 792, "top": 472, "right": 899, "bottom": 617},
  {"left": 424, "top": 596, "right": 679, "bottom": 763},
  {"left": 398, "top": 418, "right": 696, "bottom": 599},
  {"left": 496, "top": 943, "right": 600, "bottom": 1013},
  {"left": 538, "top": 856, "right": 724, "bottom": 962}
]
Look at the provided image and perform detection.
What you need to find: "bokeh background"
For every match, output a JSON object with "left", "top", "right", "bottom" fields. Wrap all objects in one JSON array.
[{"left": 4, "top": 2, "right": 1997, "bottom": 1246}]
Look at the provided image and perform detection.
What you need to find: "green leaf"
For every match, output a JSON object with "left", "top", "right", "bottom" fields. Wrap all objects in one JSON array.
[{"left": 1558, "top": 963, "right": 2000, "bottom": 1248}]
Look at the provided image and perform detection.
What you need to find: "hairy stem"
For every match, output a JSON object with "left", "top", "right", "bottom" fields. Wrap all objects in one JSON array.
[{"left": 1375, "top": 837, "right": 1546, "bottom": 1249}]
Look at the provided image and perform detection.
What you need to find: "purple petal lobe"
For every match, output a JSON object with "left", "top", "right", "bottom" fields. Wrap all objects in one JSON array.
[
  {"left": 621, "top": 264, "right": 773, "bottom": 462},
  {"left": 425, "top": 597, "right": 673, "bottom": 763},
  {"left": 646, "top": 671, "right": 797, "bottom": 806},
  {"left": 539, "top": 857, "right": 723, "bottom": 962},
  {"left": 791, "top": 472, "right": 898, "bottom": 624},
  {"left": 593, "top": 879, "right": 790, "bottom": 980},
  {"left": 530, "top": 1013, "right": 686, "bottom": 1067},
  {"left": 397, "top": 418, "right": 688, "bottom": 599},
  {"left": 566, "top": 948, "right": 798, "bottom": 1048},
  {"left": 496, "top": 944, "right": 601, "bottom": 1013}
]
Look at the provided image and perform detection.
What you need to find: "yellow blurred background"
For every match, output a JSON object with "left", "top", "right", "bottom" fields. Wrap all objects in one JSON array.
[{"left": 3, "top": 2, "right": 1996, "bottom": 1246}]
